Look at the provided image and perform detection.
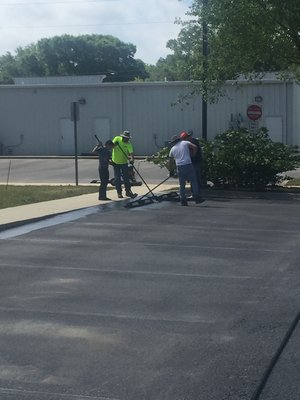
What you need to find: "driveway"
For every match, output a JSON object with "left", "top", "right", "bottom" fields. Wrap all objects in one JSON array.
[
  {"left": 0, "top": 158, "right": 168, "bottom": 185},
  {"left": 0, "top": 190, "right": 299, "bottom": 399},
  {"left": 0, "top": 158, "right": 299, "bottom": 184}
]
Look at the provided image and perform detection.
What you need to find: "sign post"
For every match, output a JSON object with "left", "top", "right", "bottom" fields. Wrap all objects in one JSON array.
[
  {"left": 248, "top": 120, "right": 259, "bottom": 134},
  {"left": 71, "top": 102, "right": 80, "bottom": 186}
]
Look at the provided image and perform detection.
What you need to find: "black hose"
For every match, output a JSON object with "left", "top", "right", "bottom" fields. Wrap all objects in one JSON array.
[{"left": 250, "top": 310, "right": 300, "bottom": 400}]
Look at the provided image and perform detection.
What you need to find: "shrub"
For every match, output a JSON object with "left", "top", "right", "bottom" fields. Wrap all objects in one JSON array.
[
  {"left": 146, "top": 147, "right": 170, "bottom": 169},
  {"left": 208, "top": 128, "right": 300, "bottom": 190},
  {"left": 146, "top": 128, "right": 300, "bottom": 191}
]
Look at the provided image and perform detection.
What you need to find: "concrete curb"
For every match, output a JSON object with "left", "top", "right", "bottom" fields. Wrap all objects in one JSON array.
[
  {"left": 0, "top": 184, "right": 177, "bottom": 232},
  {"left": 1, "top": 185, "right": 299, "bottom": 233}
]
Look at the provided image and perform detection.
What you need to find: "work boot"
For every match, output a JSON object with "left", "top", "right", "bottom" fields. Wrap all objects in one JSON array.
[{"left": 126, "top": 190, "right": 137, "bottom": 199}]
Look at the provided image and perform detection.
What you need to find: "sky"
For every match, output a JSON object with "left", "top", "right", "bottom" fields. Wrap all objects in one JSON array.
[{"left": 0, "top": 0, "right": 193, "bottom": 65}]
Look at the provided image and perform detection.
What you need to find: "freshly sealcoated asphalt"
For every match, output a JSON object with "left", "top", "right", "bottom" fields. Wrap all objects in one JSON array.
[{"left": 0, "top": 187, "right": 299, "bottom": 400}]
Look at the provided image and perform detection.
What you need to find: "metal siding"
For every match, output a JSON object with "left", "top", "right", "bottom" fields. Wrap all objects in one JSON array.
[
  {"left": 0, "top": 88, "right": 59, "bottom": 155},
  {"left": 0, "top": 80, "right": 297, "bottom": 156},
  {"left": 285, "top": 84, "right": 294, "bottom": 145},
  {"left": 0, "top": 86, "right": 123, "bottom": 155},
  {"left": 292, "top": 83, "right": 300, "bottom": 147},
  {"left": 122, "top": 84, "right": 202, "bottom": 154},
  {"left": 208, "top": 82, "right": 291, "bottom": 141},
  {"left": 75, "top": 86, "right": 121, "bottom": 153}
]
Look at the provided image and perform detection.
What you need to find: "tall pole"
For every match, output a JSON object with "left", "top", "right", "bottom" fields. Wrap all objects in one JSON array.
[
  {"left": 71, "top": 102, "right": 79, "bottom": 186},
  {"left": 74, "top": 114, "right": 78, "bottom": 186},
  {"left": 202, "top": 0, "right": 208, "bottom": 141},
  {"left": 6, "top": 160, "right": 11, "bottom": 189}
]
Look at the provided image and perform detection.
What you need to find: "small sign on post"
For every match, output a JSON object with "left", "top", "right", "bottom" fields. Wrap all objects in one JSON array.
[
  {"left": 71, "top": 102, "right": 79, "bottom": 186},
  {"left": 248, "top": 120, "right": 259, "bottom": 134},
  {"left": 247, "top": 104, "right": 262, "bottom": 121}
]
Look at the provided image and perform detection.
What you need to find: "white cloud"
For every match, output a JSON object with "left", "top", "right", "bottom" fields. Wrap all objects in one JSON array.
[{"left": 0, "top": 0, "right": 192, "bottom": 64}]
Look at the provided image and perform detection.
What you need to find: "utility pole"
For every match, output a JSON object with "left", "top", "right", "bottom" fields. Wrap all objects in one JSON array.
[
  {"left": 71, "top": 102, "right": 79, "bottom": 186},
  {"left": 202, "top": 0, "right": 208, "bottom": 141}
]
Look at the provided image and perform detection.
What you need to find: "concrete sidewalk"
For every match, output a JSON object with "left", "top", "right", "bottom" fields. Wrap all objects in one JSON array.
[{"left": 0, "top": 182, "right": 177, "bottom": 230}]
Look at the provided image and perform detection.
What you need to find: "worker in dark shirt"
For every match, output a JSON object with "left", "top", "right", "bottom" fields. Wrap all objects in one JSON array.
[{"left": 92, "top": 140, "right": 115, "bottom": 200}]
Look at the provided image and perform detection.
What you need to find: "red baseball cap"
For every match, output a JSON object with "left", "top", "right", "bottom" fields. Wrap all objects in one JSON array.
[{"left": 180, "top": 131, "right": 189, "bottom": 139}]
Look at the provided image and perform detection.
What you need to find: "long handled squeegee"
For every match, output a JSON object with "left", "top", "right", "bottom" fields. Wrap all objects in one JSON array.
[
  {"left": 116, "top": 142, "right": 157, "bottom": 199},
  {"left": 125, "top": 175, "right": 179, "bottom": 209},
  {"left": 104, "top": 138, "right": 179, "bottom": 208},
  {"left": 94, "top": 134, "right": 103, "bottom": 146}
]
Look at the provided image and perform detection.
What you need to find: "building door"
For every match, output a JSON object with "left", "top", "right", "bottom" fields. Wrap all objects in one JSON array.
[
  {"left": 93, "top": 118, "right": 111, "bottom": 144},
  {"left": 264, "top": 116, "right": 283, "bottom": 142},
  {"left": 60, "top": 118, "right": 74, "bottom": 155}
]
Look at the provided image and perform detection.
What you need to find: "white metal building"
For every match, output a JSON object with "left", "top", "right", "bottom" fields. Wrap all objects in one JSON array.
[{"left": 0, "top": 76, "right": 299, "bottom": 156}]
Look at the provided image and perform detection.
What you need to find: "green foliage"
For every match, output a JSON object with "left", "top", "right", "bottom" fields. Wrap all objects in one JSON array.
[
  {"left": 146, "top": 129, "right": 300, "bottom": 191},
  {"left": 206, "top": 128, "right": 300, "bottom": 190},
  {"left": 146, "top": 147, "right": 170, "bottom": 169},
  {"left": 0, "top": 34, "right": 149, "bottom": 84},
  {"left": 146, "top": 55, "right": 188, "bottom": 82},
  {"left": 146, "top": 146, "right": 178, "bottom": 176},
  {"left": 146, "top": 23, "right": 204, "bottom": 82},
  {"left": 202, "top": 0, "right": 300, "bottom": 81},
  {"left": 148, "top": 0, "right": 300, "bottom": 88}
]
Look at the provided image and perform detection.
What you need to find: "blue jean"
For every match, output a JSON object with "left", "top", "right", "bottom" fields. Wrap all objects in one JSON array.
[
  {"left": 99, "top": 167, "right": 109, "bottom": 199},
  {"left": 113, "top": 163, "right": 131, "bottom": 194},
  {"left": 177, "top": 163, "right": 199, "bottom": 200},
  {"left": 193, "top": 162, "right": 201, "bottom": 191}
]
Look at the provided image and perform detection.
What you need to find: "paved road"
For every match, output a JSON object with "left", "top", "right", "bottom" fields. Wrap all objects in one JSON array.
[
  {"left": 0, "top": 158, "right": 168, "bottom": 185},
  {"left": 0, "top": 158, "right": 299, "bottom": 186},
  {"left": 0, "top": 191, "right": 299, "bottom": 399}
]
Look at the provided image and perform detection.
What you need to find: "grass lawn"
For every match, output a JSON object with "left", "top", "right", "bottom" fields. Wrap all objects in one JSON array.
[{"left": 0, "top": 185, "right": 99, "bottom": 209}]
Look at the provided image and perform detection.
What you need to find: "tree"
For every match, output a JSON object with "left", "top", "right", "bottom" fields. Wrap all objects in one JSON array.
[
  {"left": 146, "top": 24, "right": 203, "bottom": 82},
  {"left": 0, "top": 34, "right": 149, "bottom": 84},
  {"left": 146, "top": 56, "right": 185, "bottom": 82},
  {"left": 148, "top": 0, "right": 300, "bottom": 92},
  {"left": 203, "top": 0, "right": 300, "bottom": 79}
]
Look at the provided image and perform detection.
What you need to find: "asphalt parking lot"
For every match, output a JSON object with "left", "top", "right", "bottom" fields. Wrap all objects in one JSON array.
[
  {"left": 0, "top": 188, "right": 299, "bottom": 399},
  {"left": 0, "top": 157, "right": 167, "bottom": 185}
]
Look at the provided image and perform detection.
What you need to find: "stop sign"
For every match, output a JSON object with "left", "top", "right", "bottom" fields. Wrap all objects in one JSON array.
[{"left": 247, "top": 104, "right": 262, "bottom": 120}]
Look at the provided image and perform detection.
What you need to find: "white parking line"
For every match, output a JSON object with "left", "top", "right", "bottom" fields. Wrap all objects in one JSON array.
[
  {"left": 0, "top": 387, "right": 120, "bottom": 400},
  {"left": 0, "top": 263, "right": 263, "bottom": 280},
  {"left": 117, "top": 241, "right": 292, "bottom": 253},
  {"left": 82, "top": 222, "right": 300, "bottom": 234},
  {"left": 6, "top": 238, "right": 81, "bottom": 243},
  {"left": 0, "top": 306, "right": 216, "bottom": 325}
]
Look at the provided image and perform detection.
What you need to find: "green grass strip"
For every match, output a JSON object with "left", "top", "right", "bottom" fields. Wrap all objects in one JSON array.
[{"left": 0, "top": 185, "right": 99, "bottom": 209}]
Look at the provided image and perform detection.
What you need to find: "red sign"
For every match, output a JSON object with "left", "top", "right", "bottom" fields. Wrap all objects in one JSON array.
[{"left": 247, "top": 104, "right": 262, "bottom": 121}]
